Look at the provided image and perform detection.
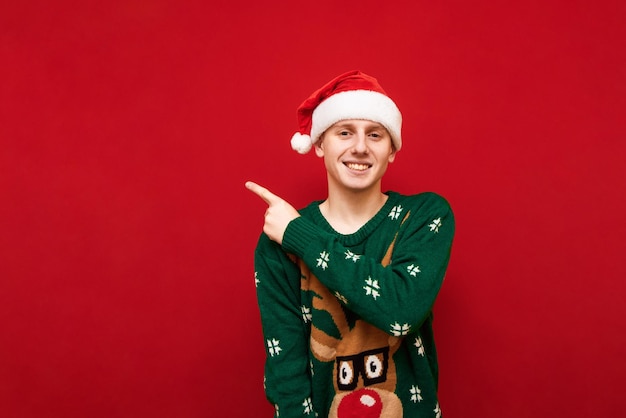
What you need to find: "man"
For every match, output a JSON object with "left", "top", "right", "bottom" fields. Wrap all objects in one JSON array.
[{"left": 246, "top": 70, "right": 454, "bottom": 418}]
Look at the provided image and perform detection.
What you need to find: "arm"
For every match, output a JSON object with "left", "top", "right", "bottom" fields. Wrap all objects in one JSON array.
[
  {"left": 254, "top": 233, "right": 314, "bottom": 417},
  {"left": 281, "top": 193, "right": 455, "bottom": 336}
]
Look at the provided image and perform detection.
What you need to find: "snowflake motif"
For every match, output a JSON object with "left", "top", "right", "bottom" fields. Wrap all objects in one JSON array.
[
  {"left": 434, "top": 402, "right": 442, "bottom": 418},
  {"left": 274, "top": 404, "right": 280, "bottom": 417},
  {"left": 388, "top": 205, "right": 404, "bottom": 220},
  {"left": 310, "top": 360, "right": 314, "bottom": 376},
  {"left": 302, "top": 397, "right": 314, "bottom": 415},
  {"left": 410, "top": 385, "right": 423, "bottom": 403},
  {"left": 363, "top": 277, "right": 381, "bottom": 300},
  {"left": 390, "top": 322, "right": 410, "bottom": 336},
  {"left": 429, "top": 217, "right": 442, "bottom": 233},
  {"left": 407, "top": 264, "right": 421, "bottom": 276},
  {"left": 414, "top": 336, "right": 425, "bottom": 356},
  {"left": 267, "top": 338, "right": 281, "bottom": 357},
  {"left": 301, "top": 305, "right": 312, "bottom": 323},
  {"left": 254, "top": 271, "right": 260, "bottom": 287},
  {"left": 344, "top": 250, "right": 361, "bottom": 262},
  {"left": 316, "top": 251, "right": 330, "bottom": 270},
  {"left": 334, "top": 291, "right": 348, "bottom": 305}
]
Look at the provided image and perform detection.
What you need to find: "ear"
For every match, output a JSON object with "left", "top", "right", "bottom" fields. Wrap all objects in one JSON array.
[
  {"left": 314, "top": 139, "right": 325, "bottom": 157},
  {"left": 310, "top": 335, "right": 337, "bottom": 361},
  {"left": 388, "top": 148, "right": 397, "bottom": 163}
]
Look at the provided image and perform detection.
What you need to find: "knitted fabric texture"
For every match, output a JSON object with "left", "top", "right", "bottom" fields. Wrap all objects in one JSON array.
[{"left": 254, "top": 191, "right": 454, "bottom": 418}]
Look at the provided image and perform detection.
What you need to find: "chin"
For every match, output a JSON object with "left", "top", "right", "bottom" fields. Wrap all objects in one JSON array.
[{"left": 343, "top": 178, "right": 381, "bottom": 192}]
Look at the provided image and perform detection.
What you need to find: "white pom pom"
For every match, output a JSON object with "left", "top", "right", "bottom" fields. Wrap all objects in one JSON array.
[{"left": 290, "top": 132, "right": 313, "bottom": 154}]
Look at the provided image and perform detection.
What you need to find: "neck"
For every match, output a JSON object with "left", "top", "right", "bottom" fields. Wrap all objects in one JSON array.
[{"left": 320, "top": 184, "right": 388, "bottom": 234}]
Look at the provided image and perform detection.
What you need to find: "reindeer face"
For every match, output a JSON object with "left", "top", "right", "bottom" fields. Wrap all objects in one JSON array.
[
  {"left": 324, "top": 323, "right": 403, "bottom": 418},
  {"left": 330, "top": 345, "right": 403, "bottom": 418},
  {"left": 300, "top": 262, "right": 404, "bottom": 418}
]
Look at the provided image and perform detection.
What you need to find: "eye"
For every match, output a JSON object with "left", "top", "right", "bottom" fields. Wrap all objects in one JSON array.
[
  {"left": 368, "top": 131, "right": 386, "bottom": 141},
  {"left": 364, "top": 355, "right": 384, "bottom": 379},
  {"left": 338, "top": 360, "right": 354, "bottom": 385},
  {"left": 339, "top": 130, "right": 350, "bottom": 136}
]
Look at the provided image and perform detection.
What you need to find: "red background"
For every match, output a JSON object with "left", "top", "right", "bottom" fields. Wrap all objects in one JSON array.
[{"left": 1, "top": 1, "right": 625, "bottom": 417}]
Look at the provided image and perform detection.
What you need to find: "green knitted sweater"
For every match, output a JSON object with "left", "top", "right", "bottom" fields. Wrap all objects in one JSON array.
[{"left": 254, "top": 191, "right": 454, "bottom": 418}]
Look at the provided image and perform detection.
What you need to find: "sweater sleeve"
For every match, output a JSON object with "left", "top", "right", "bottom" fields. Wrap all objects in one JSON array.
[
  {"left": 281, "top": 193, "right": 454, "bottom": 337},
  {"left": 254, "top": 233, "right": 315, "bottom": 418}
]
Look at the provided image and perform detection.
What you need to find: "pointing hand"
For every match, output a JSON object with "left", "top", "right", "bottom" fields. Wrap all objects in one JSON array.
[{"left": 245, "top": 181, "right": 300, "bottom": 245}]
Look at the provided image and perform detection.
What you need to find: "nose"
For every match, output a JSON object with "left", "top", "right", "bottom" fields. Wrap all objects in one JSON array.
[
  {"left": 337, "top": 388, "right": 382, "bottom": 417},
  {"left": 352, "top": 132, "right": 369, "bottom": 154}
]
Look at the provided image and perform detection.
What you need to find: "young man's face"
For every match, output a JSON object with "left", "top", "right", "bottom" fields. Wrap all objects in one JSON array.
[{"left": 315, "top": 119, "right": 396, "bottom": 194}]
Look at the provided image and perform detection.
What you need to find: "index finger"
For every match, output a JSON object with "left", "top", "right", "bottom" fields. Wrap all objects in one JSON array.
[{"left": 245, "top": 181, "right": 279, "bottom": 205}]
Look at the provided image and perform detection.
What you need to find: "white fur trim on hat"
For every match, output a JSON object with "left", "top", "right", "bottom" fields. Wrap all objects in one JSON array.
[
  {"left": 291, "top": 132, "right": 313, "bottom": 154},
  {"left": 310, "top": 90, "right": 402, "bottom": 151}
]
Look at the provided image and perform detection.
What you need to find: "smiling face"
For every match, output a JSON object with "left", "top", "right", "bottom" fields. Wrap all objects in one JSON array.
[{"left": 315, "top": 119, "right": 397, "bottom": 195}]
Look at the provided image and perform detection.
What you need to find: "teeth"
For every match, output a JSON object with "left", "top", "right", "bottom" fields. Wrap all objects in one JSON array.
[{"left": 346, "top": 163, "right": 370, "bottom": 171}]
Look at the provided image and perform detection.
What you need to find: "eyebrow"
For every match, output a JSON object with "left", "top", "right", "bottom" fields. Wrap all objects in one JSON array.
[{"left": 334, "top": 121, "right": 385, "bottom": 129}]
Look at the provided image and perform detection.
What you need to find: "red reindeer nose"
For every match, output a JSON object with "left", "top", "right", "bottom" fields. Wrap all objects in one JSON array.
[{"left": 337, "top": 388, "right": 383, "bottom": 418}]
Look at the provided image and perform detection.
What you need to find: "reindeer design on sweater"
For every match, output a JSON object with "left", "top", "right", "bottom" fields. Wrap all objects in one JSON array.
[{"left": 299, "top": 233, "right": 405, "bottom": 418}]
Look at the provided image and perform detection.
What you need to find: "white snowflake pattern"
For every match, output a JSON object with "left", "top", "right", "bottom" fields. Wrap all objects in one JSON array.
[
  {"left": 267, "top": 338, "right": 282, "bottom": 357},
  {"left": 429, "top": 217, "right": 442, "bottom": 233},
  {"left": 388, "top": 205, "right": 404, "bottom": 220},
  {"left": 434, "top": 402, "right": 442, "bottom": 418},
  {"left": 301, "top": 305, "right": 312, "bottom": 323},
  {"left": 274, "top": 404, "right": 280, "bottom": 417},
  {"left": 410, "top": 385, "right": 423, "bottom": 403},
  {"left": 334, "top": 291, "right": 348, "bottom": 305},
  {"left": 316, "top": 251, "right": 330, "bottom": 270},
  {"left": 407, "top": 264, "right": 421, "bottom": 276},
  {"left": 363, "top": 277, "right": 381, "bottom": 300},
  {"left": 345, "top": 250, "right": 361, "bottom": 262},
  {"left": 302, "top": 397, "right": 314, "bottom": 415},
  {"left": 414, "top": 336, "right": 425, "bottom": 356},
  {"left": 390, "top": 322, "right": 411, "bottom": 336},
  {"left": 310, "top": 360, "right": 314, "bottom": 376},
  {"left": 254, "top": 271, "right": 260, "bottom": 287}
]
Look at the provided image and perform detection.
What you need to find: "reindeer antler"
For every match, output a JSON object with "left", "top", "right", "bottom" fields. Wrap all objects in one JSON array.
[{"left": 305, "top": 270, "right": 349, "bottom": 362}]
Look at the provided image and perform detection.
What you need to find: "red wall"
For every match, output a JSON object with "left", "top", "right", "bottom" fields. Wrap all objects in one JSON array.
[{"left": 1, "top": 1, "right": 625, "bottom": 417}]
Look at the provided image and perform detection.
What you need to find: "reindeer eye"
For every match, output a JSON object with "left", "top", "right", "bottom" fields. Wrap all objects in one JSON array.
[
  {"left": 364, "top": 354, "right": 384, "bottom": 379},
  {"left": 338, "top": 360, "right": 354, "bottom": 385}
]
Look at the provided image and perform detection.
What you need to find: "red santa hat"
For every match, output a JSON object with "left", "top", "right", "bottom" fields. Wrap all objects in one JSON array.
[{"left": 290, "top": 70, "right": 403, "bottom": 154}]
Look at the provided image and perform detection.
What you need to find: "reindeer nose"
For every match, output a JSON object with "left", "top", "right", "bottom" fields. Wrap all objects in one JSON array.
[{"left": 337, "top": 388, "right": 382, "bottom": 418}]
